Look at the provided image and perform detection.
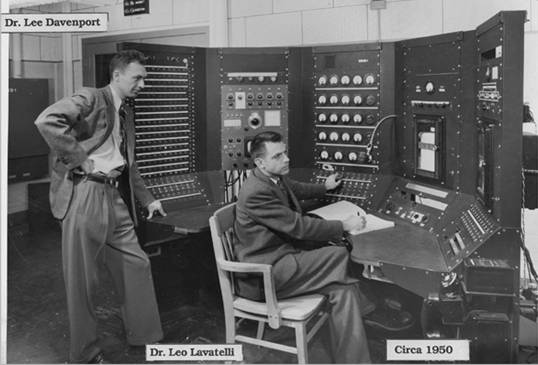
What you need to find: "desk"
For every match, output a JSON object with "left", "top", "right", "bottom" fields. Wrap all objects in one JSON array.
[
  {"left": 349, "top": 221, "right": 448, "bottom": 272},
  {"left": 150, "top": 203, "right": 226, "bottom": 235}
]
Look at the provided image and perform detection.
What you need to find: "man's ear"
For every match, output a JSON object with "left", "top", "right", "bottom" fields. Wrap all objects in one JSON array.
[
  {"left": 111, "top": 69, "right": 120, "bottom": 82},
  {"left": 253, "top": 157, "right": 264, "bottom": 169}
]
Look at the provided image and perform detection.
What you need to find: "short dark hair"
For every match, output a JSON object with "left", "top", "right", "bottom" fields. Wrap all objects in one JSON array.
[
  {"left": 109, "top": 50, "right": 146, "bottom": 78},
  {"left": 250, "top": 131, "right": 283, "bottom": 159}
]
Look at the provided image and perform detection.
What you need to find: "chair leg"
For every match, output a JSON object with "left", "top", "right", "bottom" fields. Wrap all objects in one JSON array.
[
  {"left": 295, "top": 324, "right": 308, "bottom": 364},
  {"left": 225, "top": 313, "right": 236, "bottom": 343},
  {"left": 256, "top": 321, "right": 265, "bottom": 340}
]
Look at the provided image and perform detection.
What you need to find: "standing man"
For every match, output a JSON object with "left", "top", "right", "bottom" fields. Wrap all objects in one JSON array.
[
  {"left": 35, "top": 50, "right": 165, "bottom": 363},
  {"left": 234, "top": 131, "right": 372, "bottom": 363}
]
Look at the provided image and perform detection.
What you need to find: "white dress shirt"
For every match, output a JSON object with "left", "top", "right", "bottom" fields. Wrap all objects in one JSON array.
[{"left": 89, "top": 85, "right": 126, "bottom": 174}]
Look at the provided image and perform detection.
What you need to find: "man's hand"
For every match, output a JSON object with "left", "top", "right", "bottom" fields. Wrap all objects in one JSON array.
[
  {"left": 79, "top": 158, "right": 94, "bottom": 174},
  {"left": 147, "top": 200, "right": 167, "bottom": 219},
  {"left": 324, "top": 173, "right": 342, "bottom": 191},
  {"left": 342, "top": 214, "right": 367, "bottom": 233}
]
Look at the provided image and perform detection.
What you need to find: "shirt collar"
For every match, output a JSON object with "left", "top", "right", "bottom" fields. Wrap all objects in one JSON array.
[{"left": 109, "top": 85, "right": 123, "bottom": 112}]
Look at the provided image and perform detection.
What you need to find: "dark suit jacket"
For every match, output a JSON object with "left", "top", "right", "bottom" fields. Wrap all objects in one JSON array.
[
  {"left": 234, "top": 167, "right": 344, "bottom": 266},
  {"left": 35, "top": 86, "right": 153, "bottom": 222}
]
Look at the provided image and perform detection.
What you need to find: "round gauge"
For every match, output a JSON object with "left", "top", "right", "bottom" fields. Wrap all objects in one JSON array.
[
  {"left": 353, "top": 114, "right": 363, "bottom": 123},
  {"left": 329, "top": 132, "right": 339, "bottom": 141},
  {"left": 341, "top": 132, "right": 351, "bottom": 142},
  {"left": 353, "top": 133, "right": 363, "bottom": 143},
  {"left": 330, "top": 95, "right": 339, "bottom": 105},
  {"left": 353, "top": 95, "right": 363, "bottom": 105},
  {"left": 341, "top": 75, "right": 351, "bottom": 85},
  {"left": 341, "top": 95, "right": 350, "bottom": 105},
  {"left": 318, "top": 131, "right": 327, "bottom": 141},
  {"left": 270, "top": 76, "right": 277, "bottom": 82},
  {"left": 353, "top": 75, "right": 363, "bottom": 85},
  {"left": 318, "top": 113, "right": 327, "bottom": 123},
  {"left": 334, "top": 151, "right": 343, "bottom": 160},
  {"left": 348, "top": 152, "right": 358, "bottom": 161},
  {"left": 365, "top": 74, "right": 375, "bottom": 85},
  {"left": 248, "top": 113, "right": 262, "bottom": 129},
  {"left": 329, "top": 75, "right": 339, "bottom": 85},
  {"left": 318, "top": 75, "right": 327, "bottom": 86},
  {"left": 320, "top": 150, "right": 329, "bottom": 160},
  {"left": 425, "top": 81, "right": 435, "bottom": 94},
  {"left": 329, "top": 113, "right": 338, "bottom": 123},
  {"left": 318, "top": 95, "right": 327, "bottom": 104},
  {"left": 341, "top": 113, "right": 350, "bottom": 123}
]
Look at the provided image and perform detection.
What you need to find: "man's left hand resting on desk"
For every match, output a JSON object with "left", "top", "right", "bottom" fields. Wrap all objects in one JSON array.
[{"left": 147, "top": 200, "right": 167, "bottom": 219}]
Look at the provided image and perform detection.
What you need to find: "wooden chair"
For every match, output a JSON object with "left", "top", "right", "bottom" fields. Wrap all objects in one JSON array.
[{"left": 209, "top": 203, "right": 330, "bottom": 364}]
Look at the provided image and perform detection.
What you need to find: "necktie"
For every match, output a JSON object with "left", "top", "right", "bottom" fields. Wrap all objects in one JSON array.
[{"left": 118, "top": 103, "right": 128, "bottom": 164}]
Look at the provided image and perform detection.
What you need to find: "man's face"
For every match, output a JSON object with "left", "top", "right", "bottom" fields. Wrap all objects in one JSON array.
[
  {"left": 112, "top": 61, "right": 146, "bottom": 99},
  {"left": 256, "top": 141, "right": 290, "bottom": 177}
]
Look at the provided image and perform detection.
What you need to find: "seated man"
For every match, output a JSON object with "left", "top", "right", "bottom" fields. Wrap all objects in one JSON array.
[{"left": 234, "top": 131, "right": 375, "bottom": 363}]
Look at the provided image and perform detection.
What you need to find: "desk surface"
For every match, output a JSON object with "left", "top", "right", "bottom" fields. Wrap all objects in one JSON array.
[
  {"left": 149, "top": 203, "right": 226, "bottom": 234},
  {"left": 349, "top": 221, "right": 448, "bottom": 272}
]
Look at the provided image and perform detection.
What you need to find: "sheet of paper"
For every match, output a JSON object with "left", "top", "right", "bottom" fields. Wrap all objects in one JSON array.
[{"left": 308, "top": 200, "right": 394, "bottom": 235}]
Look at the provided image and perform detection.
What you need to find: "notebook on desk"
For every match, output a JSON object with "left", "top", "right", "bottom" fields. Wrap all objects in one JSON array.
[{"left": 308, "top": 200, "right": 394, "bottom": 235}]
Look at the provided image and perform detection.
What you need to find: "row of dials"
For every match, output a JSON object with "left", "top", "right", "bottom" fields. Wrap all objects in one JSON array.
[
  {"left": 318, "top": 131, "right": 365, "bottom": 143},
  {"left": 317, "top": 112, "right": 376, "bottom": 125},
  {"left": 317, "top": 74, "right": 376, "bottom": 87},
  {"left": 226, "top": 92, "right": 285, "bottom": 101},
  {"left": 317, "top": 94, "right": 376, "bottom": 106},
  {"left": 319, "top": 150, "right": 369, "bottom": 163}
]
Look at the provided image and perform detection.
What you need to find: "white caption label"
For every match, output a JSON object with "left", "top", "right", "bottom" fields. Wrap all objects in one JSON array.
[
  {"left": 1, "top": 13, "right": 108, "bottom": 33},
  {"left": 387, "top": 339, "right": 469, "bottom": 361},
  {"left": 146, "top": 344, "right": 243, "bottom": 362}
]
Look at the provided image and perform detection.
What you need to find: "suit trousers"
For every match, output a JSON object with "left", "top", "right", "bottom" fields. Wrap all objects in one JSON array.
[
  {"left": 61, "top": 180, "right": 163, "bottom": 362},
  {"left": 273, "top": 245, "right": 373, "bottom": 364}
]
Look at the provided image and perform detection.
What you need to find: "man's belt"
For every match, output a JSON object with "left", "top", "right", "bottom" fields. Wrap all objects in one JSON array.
[{"left": 72, "top": 172, "right": 119, "bottom": 187}]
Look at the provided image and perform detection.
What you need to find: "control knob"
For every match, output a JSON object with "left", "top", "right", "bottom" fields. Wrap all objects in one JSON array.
[
  {"left": 318, "top": 131, "right": 327, "bottom": 141},
  {"left": 365, "top": 74, "right": 375, "bottom": 85},
  {"left": 341, "top": 113, "right": 350, "bottom": 123},
  {"left": 329, "top": 132, "right": 339, "bottom": 142},
  {"left": 366, "top": 94, "right": 376, "bottom": 106},
  {"left": 318, "top": 113, "right": 327, "bottom": 123},
  {"left": 334, "top": 151, "right": 343, "bottom": 161},
  {"left": 330, "top": 95, "right": 339, "bottom": 105},
  {"left": 329, "top": 113, "right": 339, "bottom": 123},
  {"left": 348, "top": 152, "right": 358, "bottom": 161},
  {"left": 320, "top": 150, "right": 329, "bottom": 160},
  {"left": 318, "top": 95, "right": 327, "bottom": 105},
  {"left": 353, "top": 114, "right": 363, "bottom": 124},
  {"left": 353, "top": 95, "right": 363, "bottom": 105},
  {"left": 248, "top": 112, "right": 262, "bottom": 129},
  {"left": 366, "top": 114, "right": 376, "bottom": 125},
  {"left": 341, "top": 75, "right": 351, "bottom": 85},
  {"left": 352, "top": 75, "right": 363, "bottom": 85},
  {"left": 341, "top": 132, "right": 350, "bottom": 142},
  {"left": 318, "top": 75, "right": 327, "bottom": 86},
  {"left": 341, "top": 95, "right": 350, "bottom": 105},
  {"left": 258, "top": 76, "right": 265, "bottom": 82},
  {"left": 425, "top": 81, "right": 435, "bottom": 94},
  {"left": 329, "top": 75, "right": 339, "bottom": 85},
  {"left": 353, "top": 133, "right": 363, "bottom": 143}
]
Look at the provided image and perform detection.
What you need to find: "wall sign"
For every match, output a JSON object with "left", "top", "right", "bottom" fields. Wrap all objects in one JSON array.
[{"left": 124, "top": 0, "right": 149, "bottom": 16}]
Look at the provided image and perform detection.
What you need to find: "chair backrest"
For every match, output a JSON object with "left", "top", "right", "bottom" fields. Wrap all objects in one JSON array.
[{"left": 209, "top": 203, "right": 238, "bottom": 302}]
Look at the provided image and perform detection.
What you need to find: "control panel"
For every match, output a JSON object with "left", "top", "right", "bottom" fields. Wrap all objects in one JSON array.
[
  {"left": 143, "top": 172, "right": 210, "bottom": 211},
  {"left": 375, "top": 177, "right": 500, "bottom": 270},
  {"left": 219, "top": 49, "right": 290, "bottom": 170},
  {"left": 221, "top": 73, "right": 288, "bottom": 169},
  {"left": 312, "top": 44, "right": 395, "bottom": 173}
]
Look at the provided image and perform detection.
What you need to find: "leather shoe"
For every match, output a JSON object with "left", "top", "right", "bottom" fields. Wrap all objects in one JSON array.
[
  {"left": 88, "top": 351, "right": 107, "bottom": 364},
  {"left": 364, "top": 299, "right": 415, "bottom": 331}
]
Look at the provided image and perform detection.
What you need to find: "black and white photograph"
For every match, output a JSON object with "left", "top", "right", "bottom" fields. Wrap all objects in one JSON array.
[{"left": 1, "top": 0, "right": 537, "bottom": 363}]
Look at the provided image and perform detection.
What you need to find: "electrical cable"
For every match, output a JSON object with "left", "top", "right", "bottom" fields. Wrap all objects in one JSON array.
[{"left": 366, "top": 114, "right": 397, "bottom": 161}]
